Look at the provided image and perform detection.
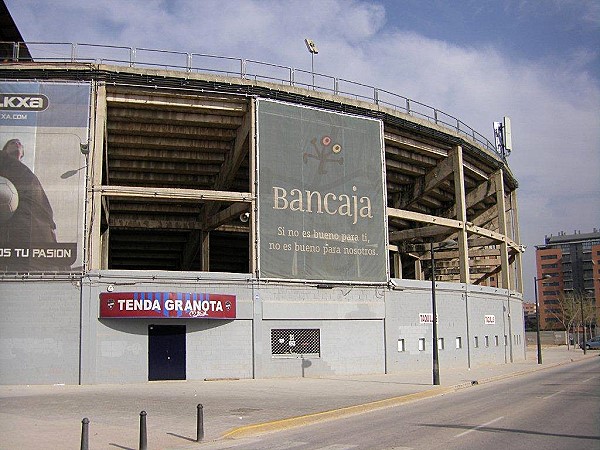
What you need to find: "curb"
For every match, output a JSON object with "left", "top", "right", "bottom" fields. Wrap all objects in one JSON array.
[
  {"left": 467, "top": 353, "right": 597, "bottom": 386},
  {"left": 222, "top": 386, "right": 454, "bottom": 439},
  {"left": 220, "top": 354, "right": 596, "bottom": 440}
]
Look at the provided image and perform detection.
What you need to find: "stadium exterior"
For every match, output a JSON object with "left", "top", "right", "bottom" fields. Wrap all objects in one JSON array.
[{"left": 0, "top": 43, "right": 524, "bottom": 385}]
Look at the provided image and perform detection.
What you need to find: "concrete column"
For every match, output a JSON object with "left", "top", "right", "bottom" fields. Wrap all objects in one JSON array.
[
  {"left": 451, "top": 145, "right": 470, "bottom": 283},
  {"left": 509, "top": 189, "right": 524, "bottom": 294},
  {"left": 494, "top": 170, "right": 510, "bottom": 290},
  {"left": 415, "top": 258, "right": 423, "bottom": 280},
  {"left": 100, "top": 228, "right": 109, "bottom": 269},
  {"left": 201, "top": 231, "right": 210, "bottom": 271},
  {"left": 393, "top": 252, "right": 401, "bottom": 279},
  {"left": 88, "top": 83, "right": 107, "bottom": 270},
  {"left": 249, "top": 99, "right": 257, "bottom": 276}
]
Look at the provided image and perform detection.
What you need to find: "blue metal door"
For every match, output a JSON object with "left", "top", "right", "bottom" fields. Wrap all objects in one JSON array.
[{"left": 148, "top": 325, "right": 186, "bottom": 381}]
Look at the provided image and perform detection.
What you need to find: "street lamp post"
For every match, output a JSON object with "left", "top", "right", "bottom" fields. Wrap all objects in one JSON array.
[
  {"left": 580, "top": 297, "right": 587, "bottom": 355},
  {"left": 430, "top": 242, "right": 440, "bottom": 385},
  {"left": 533, "top": 274, "right": 551, "bottom": 364},
  {"left": 425, "top": 239, "right": 456, "bottom": 386}
]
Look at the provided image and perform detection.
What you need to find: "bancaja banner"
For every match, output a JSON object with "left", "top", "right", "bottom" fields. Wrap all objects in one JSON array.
[{"left": 257, "top": 99, "right": 388, "bottom": 282}]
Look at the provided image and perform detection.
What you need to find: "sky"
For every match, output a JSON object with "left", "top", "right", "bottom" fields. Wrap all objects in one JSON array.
[{"left": 5, "top": 0, "right": 599, "bottom": 301}]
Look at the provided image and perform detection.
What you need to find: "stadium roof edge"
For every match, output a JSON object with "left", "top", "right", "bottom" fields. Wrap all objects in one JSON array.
[{"left": 0, "top": 61, "right": 516, "bottom": 188}]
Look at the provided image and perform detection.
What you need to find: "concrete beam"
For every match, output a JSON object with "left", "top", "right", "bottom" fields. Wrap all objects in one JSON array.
[
  {"left": 384, "top": 132, "right": 449, "bottom": 157},
  {"left": 106, "top": 91, "right": 247, "bottom": 113},
  {"left": 108, "top": 107, "right": 243, "bottom": 128},
  {"left": 96, "top": 185, "right": 252, "bottom": 202}
]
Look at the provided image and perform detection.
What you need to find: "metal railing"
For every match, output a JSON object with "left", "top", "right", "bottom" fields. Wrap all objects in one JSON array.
[{"left": 1, "top": 41, "right": 499, "bottom": 156}]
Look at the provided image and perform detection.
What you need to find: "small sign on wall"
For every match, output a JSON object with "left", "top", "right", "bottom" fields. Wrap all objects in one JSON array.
[
  {"left": 484, "top": 314, "right": 496, "bottom": 325},
  {"left": 419, "top": 313, "right": 438, "bottom": 324}
]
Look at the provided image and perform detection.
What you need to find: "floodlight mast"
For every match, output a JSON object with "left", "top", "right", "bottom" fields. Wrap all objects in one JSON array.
[{"left": 304, "top": 38, "right": 319, "bottom": 89}]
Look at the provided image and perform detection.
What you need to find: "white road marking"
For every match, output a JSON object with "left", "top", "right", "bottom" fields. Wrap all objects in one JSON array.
[
  {"left": 543, "top": 376, "right": 597, "bottom": 399},
  {"left": 454, "top": 416, "right": 504, "bottom": 438},
  {"left": 314, "top": 445, "right": 358, "bottom": 449},
  {"left": 543, "top": 389, "right": 565, "bottom": 400}
]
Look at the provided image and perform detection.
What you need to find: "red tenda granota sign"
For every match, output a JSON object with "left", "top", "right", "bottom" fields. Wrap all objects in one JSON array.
[{"left": 99, "top": 292, "right": 236, "bottom": 319}]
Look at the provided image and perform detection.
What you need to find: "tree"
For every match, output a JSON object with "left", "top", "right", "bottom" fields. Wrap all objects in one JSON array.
[
  {"left": 553, "top": 291, "right": 596, "bottom": 348},
  {"left": 581, "top": 294, "right": 597, "bottom": 339},
  {"left": 549, "top": 291, "right": 592, "bottom": 348}
]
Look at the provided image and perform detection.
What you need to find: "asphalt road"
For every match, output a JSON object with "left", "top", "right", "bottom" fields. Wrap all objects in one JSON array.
[{"left": 198, "top": 357, "right": 600, "bottom": 450}]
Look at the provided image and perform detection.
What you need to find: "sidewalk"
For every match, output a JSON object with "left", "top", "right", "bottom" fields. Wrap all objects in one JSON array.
[{"left": 0, "top": 346, "right": 596, "bottom": 450}]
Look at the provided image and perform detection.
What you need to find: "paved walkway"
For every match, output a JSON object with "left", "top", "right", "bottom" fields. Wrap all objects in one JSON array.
[{"left": 0, "top": 346, "right": 596, "bottom": 449}]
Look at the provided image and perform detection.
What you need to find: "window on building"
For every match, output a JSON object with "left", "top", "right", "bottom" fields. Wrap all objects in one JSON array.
[
  {"left": 543, "top": 290, "right": 559, "bottom": 296},
  {"left": 485, "top": 336, "right": 489, "bottom": 347},
  {"left": 541, "top": 263, "right": 558, "bottom": 269},
  {"left": 544, "top": 299, "right": 559, "bottom": 305},
  {"left": 397, "top": 339, "right": 405, "bottom": 352},
  {"left": 271, "top": 329, "right": 320, "bottom": 357},
  {"left": 456, "top": 337, "right": 462, "bottom": 349},
  {"left": 419, "top": 338, "right": 426, "bottom": 351},
  {"left": 541, "top": 254, "right": 558, "bottom": 260},
  {"left": 504, "top": 335, "right": 508, "bottom": 346},
  {"left": 474, "top": 336, "right": 479, "bottom": 348},
  {"left": 438, "top": 338, "right": 444, "bottom": 350},
  {"left": 494, "top": 335, "right": 499, "bottom": 346}
]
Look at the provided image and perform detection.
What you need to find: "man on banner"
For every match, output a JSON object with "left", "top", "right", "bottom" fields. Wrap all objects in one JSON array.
[{"left": 0, "top": 138, "right": 66, "bottom": 271}]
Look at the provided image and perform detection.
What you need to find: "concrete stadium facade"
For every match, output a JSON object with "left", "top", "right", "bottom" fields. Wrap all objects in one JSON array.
[{"left": 0, "top": 46, "right": 524, "bottom": 385}]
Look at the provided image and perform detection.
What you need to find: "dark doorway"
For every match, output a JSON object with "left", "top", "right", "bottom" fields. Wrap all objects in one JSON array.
[{"left": 148, "top": 325, "right": 186, "bottom": 381}]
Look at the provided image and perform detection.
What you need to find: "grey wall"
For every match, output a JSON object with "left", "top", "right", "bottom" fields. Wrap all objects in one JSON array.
[
  {"left": 80, "top": 271, "right": 254, "bottom": 384},
  {"left": 385, "top": 280, "right": 525, "bottom": 375},
  {"left": 0, "top": 279, "right": 80, "bottom": 384},
  {"left": 525, "top": 330, "right": 568, "bottom": 346},
  {"left": 0, "top": 272, "right": 524, "bottom": 385},
  {"left": 257, "top": 319, "right": 384, "bottom": 378},
  {"left": 253, "top": 283, "right": 385, "bottom": 378}
]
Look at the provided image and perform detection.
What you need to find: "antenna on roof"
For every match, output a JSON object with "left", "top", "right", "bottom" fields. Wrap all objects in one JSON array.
[{"left": 493, "top": 116, "right": 512, "bottom": 159}]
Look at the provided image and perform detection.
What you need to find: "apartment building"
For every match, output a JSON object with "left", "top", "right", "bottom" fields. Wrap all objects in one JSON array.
[{"left": 535, "top": 230, "right": 600, "bottom": 331}]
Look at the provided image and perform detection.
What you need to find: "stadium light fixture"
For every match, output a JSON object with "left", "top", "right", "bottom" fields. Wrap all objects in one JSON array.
[
  {"left": 60, "top": 167, "right": 86, "bottom": 179},
  {"left": 304, "top": 38, "right": 319, "bottom": 89}
]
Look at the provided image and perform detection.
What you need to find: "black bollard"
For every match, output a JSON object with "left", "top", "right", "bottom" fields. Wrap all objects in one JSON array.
[
  {"left": 139, "top": 411, "right": 147, "bottom": 450},
  {"left": 80, "top": 418, "right": 89, "bottom": 450},
  {"left": 196, "top": 403, "right": 204, "bottom": 442}
]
